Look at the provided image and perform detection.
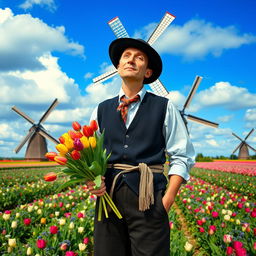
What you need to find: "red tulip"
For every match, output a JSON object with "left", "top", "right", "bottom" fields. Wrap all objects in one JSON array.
[
  {"left": 37, "top": 239, "right": 47, "bottom": 249},
  {"left": 226, "top": 246, "right": 233, "bottom": 255},
  {"left": 68, "top": 130, "right": 77, "bottom": 140},
  {"left": 45, "top": 152, "right": 57, "bottom": 161},
  {"left": 59, "top": 136, "right": 65, "bottom": 144},
  {"left": 77, "top": 212, "right": 84, "bottom": 218},
  {"left": 82, "top": 125, "right": 94, "bottom": 137},
  {"left": 72, "top": 121, "right": 81, "bottom": 131},
  {"left": 199, "top": 227, "right": 205, "bottom": 232},
  {"left": 44, "top": 172, "right": 57, "bottom": 182},
  {"left": 90, "top": 120, "right": 98, "bottom": 132},
  {"left": 74, "top": 131, "right": 83, "bottom": 139},
  {"left": 50, "top": 225, "right": 58, "bottom": 234},
  {"left": 71, "top": 150, "right": 81, "bottom": 160},
  {"left": 23, "top": 218, "right": 31, "bottom": 226},
  {"left": 197, "top": 220, "right": 203, "bottom": 226},
  {"left": 251, "top": 211, "right": 256, "bottom": 218},
  {"left": 54, "top": 156, "right": 67, "bottom": 165}
]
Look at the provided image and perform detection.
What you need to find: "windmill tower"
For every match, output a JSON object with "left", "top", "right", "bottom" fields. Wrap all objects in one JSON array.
[
  {"left": 12, "top": 99, "right": 59, "bottom": 160},
  {"left": 93, "top": 13, "right": 219, "bottom": 130},
  {"left": 232, "top": 128, "right": 256, "bottom": 159}
]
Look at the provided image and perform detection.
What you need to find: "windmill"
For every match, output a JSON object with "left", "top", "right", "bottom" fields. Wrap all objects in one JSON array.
[
  {"left": 93, "top": 13, "right": 218, "bottom": 129},
  {"left": 12, "top": 99, "right": 59, "bottom": 160},
  {"left": 232, "top": 128, "right": 256, "bottom": 159}
]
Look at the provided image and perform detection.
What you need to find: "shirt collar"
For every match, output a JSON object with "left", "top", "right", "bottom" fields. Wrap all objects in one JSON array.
[{"left": 118, "top": 87, "right": 147, "bottom": 103}]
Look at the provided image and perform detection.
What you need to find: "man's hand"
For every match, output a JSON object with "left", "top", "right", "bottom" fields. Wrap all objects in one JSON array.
[
  {"left": 162, "top": 194, "right": 175, "bottom": 213},
  {"left": 162, "top": 174, "right": 184, "bottom": 213},
  {"left": 86, "top": 176, "right": 106, "bottom": 197}
]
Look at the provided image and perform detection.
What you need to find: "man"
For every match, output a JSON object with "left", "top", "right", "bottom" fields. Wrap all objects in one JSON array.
[{"left": 88, "top": 38, "right": 195, "bottom": 256}]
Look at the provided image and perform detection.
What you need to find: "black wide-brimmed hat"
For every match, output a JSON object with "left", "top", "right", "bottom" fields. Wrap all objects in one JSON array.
[{"left": 109, "top": 38, "right": 162, "bottom": 84}]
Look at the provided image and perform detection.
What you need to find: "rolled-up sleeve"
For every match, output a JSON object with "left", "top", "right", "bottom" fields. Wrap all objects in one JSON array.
[{"left": 164, "top": 100, "right": 195, "bottom": 182}]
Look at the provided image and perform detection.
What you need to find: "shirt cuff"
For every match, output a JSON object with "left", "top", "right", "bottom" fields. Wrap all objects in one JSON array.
[{"left": 167, "top": 164, "right": 190, "bottom": 184}]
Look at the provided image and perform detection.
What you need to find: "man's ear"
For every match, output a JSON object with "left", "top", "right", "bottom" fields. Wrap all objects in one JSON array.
[{"left": 145, "top": 68, "right": 153, "bottom": 78}]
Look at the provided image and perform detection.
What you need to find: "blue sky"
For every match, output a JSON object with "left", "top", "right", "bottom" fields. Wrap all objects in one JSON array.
[{"left": 0, "top": 0, "right": 256, "bottom": 158}]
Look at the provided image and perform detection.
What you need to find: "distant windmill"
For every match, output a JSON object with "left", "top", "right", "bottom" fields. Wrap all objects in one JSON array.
[
  {"left": 93, "top": 14, "right": 218, "bottom": 129},
  {"left": 232, "top": 128, "right": 256, "bottom": 159},
  {"left": 12, "top": 99, "right": 59, "bottom": 160}
]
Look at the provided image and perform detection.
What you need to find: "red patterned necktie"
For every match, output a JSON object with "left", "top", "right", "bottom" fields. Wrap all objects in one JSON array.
[{"left": 117, "top": 95, "right": 140, "bottom": 123}]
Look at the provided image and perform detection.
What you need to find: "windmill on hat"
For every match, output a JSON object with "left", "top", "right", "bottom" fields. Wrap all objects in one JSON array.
[{"left": 93, "top": 12, "right": 218, "bottom": 130}]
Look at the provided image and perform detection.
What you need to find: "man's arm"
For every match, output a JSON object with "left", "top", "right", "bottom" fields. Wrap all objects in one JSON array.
[{"left": 162, "top": 100, "right": 195, "bottom": 211}]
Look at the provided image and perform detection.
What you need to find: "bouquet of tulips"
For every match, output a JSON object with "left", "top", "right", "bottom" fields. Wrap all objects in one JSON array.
[{"left": 44, "top": 120, "right": 122, "bottom": 221}]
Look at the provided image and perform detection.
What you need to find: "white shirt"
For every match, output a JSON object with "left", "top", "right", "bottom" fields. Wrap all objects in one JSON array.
[{"left": 90, "top": 87, "right": 195, "bottom": 182}]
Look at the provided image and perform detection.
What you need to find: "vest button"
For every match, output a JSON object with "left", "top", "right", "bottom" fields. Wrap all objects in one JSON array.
[
  {"left": 126, "top": 135, "right": 129, "bottom": 138},
  {"left": 123, "top": 155, "right": 127, "bottom": 159},
  {"left": 124, "top": 145, "right": 128, "bottom": 148}
]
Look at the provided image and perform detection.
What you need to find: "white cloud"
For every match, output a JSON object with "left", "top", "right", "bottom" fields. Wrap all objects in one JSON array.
[
  {"left": 190, "top": 82, "right": 256, "bottom": 111},
  {"left": 166, "top": 91, "right": 186, "bottom": 109},
  {"left": 152, "top": 19, "right": 256, "bottom": 60},
  {"left": 19, "top": 0, "right": 57, "bottom": 12},
  {"left": 245, "top": 109, "right": 256, "bottom": 128},
  {"left": 84, "top": 72, "right": 94, "bottom": 79},
  {"left": 0, "top": 8, "right": 84, "bottom": 71},
  {"left": 217, "top": 114, "right": 234, "bottom": 123},
  {"left": 206, "top": 139, "right": 219, "bottom": 147}
]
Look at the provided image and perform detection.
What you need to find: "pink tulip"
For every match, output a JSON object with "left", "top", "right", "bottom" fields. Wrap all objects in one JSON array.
[
  {"left": 4, "top": 210, "right": 11, "bottom": 214},
  {"left": 65, "top": 251, "right": 78, "bottom": 256},
  {"left": 83, "top": 237, "right": 89, "bottom": 244},
  {"left": 212, "top": 211, "right": 219, "bottom": 218},
  {"left": 23, "top": 218, "right": 31, "bottom": 226},
  {"left": 60, "top": 243, "right": 68, "bottom": 251},
  {"left": 233, "top": 241, "right": 243, "bottom": 250},
  {"left": 50, "top": 225, "right": 58, "bottom": 234},
  {"left": 169, "top": 221, "right": 174, "bottom": 229},
  {"left": 237, "top": 203, "right": 243, "bottom": 209},
  {"left": 37, "top": 239, "right": 47, "bottom": 249},
  {"left": 223, "top": 234, "right": 232, "bottom": 243}
]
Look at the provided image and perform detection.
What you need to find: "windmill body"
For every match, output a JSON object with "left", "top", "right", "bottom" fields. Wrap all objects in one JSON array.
[
  {"left": 238, "top": 143, "right": 249, "bottom": 160},
  {"left": 232, "top": 129, "right": 256, "bottom": 159},
  {"left": 93, "top": 13, "right": 218, "bottom": 130},
  {"left": 12, "top": 99, "right": 59, "bottom": 160}
]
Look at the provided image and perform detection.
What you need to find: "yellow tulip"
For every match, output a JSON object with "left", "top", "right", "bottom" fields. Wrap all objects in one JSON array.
[
  {"left": 56, "top": 144, "right": 69, "bottom": 155},
  {"left": 89, "top": 136, "right": 97, "bottom": 148},
  {"left": 65, "top": 138, "right": 74, "bottom": 150},
  {"left": 27, "top": 247, "right": 33, "bottom": 255},
  {"left": 8, "top": 238, "right": 16, "bottom": 248},
  {"left": 80, "top": 136, "right": 90, "bottom": 148}
]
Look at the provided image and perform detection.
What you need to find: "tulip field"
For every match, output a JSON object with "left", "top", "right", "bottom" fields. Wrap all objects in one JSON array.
[{"left": 0, "top": 160, "right": 255, "bottom": 255}]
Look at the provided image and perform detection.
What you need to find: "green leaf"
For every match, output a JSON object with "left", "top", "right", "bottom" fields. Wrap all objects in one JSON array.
[
  {"left": 57, "top": 178, "right": 86, "bottom": 192},
  {"left": 62, "top": 168, "right": 75, "bottom": 175},
  {"left": 89, "top": 161, "right": 102, "bottom": 176},
  {"left": 93, "top": 175, "right": 102, "bottom": 189}
]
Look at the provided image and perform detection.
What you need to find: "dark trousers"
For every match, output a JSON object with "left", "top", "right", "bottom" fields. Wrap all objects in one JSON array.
[{"left": 94, "top": 184, "right": 170, "bottom": 256}]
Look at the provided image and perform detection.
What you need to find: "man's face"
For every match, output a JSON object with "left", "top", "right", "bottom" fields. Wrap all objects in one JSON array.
[{"left": 117, "top": 48, "right": 152, "bottom": 83}]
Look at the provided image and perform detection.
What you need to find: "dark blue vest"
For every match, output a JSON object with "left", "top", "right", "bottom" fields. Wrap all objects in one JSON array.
[{"left": 98, "top": 92, "right": 168, "bottom": 194}]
